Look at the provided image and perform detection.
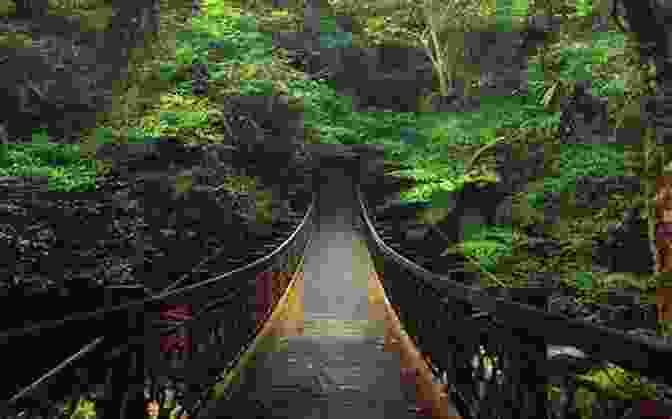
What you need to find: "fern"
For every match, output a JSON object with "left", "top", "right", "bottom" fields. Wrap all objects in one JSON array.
[
  {"left": 440, "top": 225, "right": 514, "bottom": 281},
  {"left": 459, "top": 240, "right": 510, "bottom": 270},
  {"left": 574, "top": 0, "right": 594, "bottom": 17}
]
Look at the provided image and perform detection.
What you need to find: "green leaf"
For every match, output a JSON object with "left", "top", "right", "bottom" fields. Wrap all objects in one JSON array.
[
  {"left": 511, "top": 0, "right": 530, "bottom": 16},
  {"left": 125, "top": 127, "right": 147, "bottom": 143},
  {"left": 159, "top": 111, "right": 181, "bottom": 127},
  {"left": 428, "top": 188, "right": 457, "bottom": 210},
  {"left": 575, "top": 0, "right": 594, "bottom": 17},
  {"left": 93, "top": 127, "right": 117, "bottom": 145},
  {"left": 31, "top": 128, "right": 51, "bottom": 145},
  {"left": 158, "top": 62, "right": 178, "bottom": 82},
  {"left": 237, "top": 15, "right": 258, "bottom": 32},
  {"left": 575, "top": 271, "right": 594, "bottom": 289},
  {"left": 0, "top": 141, "right": 9, "bottom": 166},
  {"left": 664, "top": 160, "right": 672, "bottom": 173},
  {"left": 479, "top": 127, "right": 497, "bottom": 141}
]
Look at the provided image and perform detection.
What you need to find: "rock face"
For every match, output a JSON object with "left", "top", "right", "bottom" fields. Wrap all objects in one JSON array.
[
  {"left": 191, "top": 61, "right": 210, "bottom": 97},
  {"left": 573, "top": 176, "right": 641, "bottom": 209},
  {"left": 271, "top": 30, "right": 434, "bottom": 112},
  {"left": 218, "top": 94, "right": 305, "bottom": 155},
  {"left": 215, "top": 93, "right": 310, "bottom": 195},
  {"left": 522, "top": 176, "right": 653, "bottom": 275},
  {"left": 594, "top": 206, "right": 655, "bottom": 274},
  {"left": 521, "top": 14, "right": 564, "bottom": 51},
  {"left": 463, "top": 29, "right": 529, "bottom": 99},
  {"left": 558, "top": 80, "right": 614, "bottom": 146}
]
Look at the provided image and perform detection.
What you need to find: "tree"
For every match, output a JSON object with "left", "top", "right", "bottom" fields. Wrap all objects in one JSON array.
[
  {"left": 346, "top": 0, "right": 529, "bottom": 99},
  {"left": 404, "top": 0, "right": 497, "bottom": 98}
]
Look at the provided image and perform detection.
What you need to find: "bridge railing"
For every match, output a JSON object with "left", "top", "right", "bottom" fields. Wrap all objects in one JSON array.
[
  {"left": 1, "top": 192, "right": 316, "bottom": 419},
  {"left": 357, "top": 186, "right": 672, "bottom": 419},
  {"left": 0, "top": 284, "right": 147, "bottom": 419}
]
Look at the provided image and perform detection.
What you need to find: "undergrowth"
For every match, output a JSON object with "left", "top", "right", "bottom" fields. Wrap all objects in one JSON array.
[
  {"left": 2, "top": 0, "right": 650, "bottom": 309},
  {"left": 4, "top": 0, "right": 667, "bottom": 416},
  {"left": 0, "top": 128, "right": 98, "bottom": 192}
]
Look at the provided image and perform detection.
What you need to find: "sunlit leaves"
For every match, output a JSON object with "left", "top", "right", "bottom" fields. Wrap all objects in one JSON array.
[
  {"left": 534, "top": 30, "right": 629, "bottom": 101},
  {"left": 576, "top": 366, "right": 657, "bottom": 401},
  {"left": 541, "top": 81, "right": 560, "bottom": 110},
  {"left": 440, "top": 225, "right": 514, "bottom": 274},
  {"left": 0, "top": 135, "right": 97, "bottom": 192},
  {"left": 65, "top": 398, "right": 97, "bottom": 419},
  {"left": 0, "top": 32, "right": 34, "bottom": 48},
  {"left": 239, "top": 63, "right": 259, "bottom": 80},
  {"left": 510, "top": 0, "right": 529, "bottom": 16},
  {"left": 137, "top": 94, "right": 214, "bottom": 138},
  {"left": 462, "top": 165, "right": 501, "bottom": 187},
  {"left": 417, "top": 205, "right": 453, "bottom": 225},
  {"left": 398, "top": 179, "right": 456, "bottom": 201},
  {"left": 574, "top": 0, "right": 595, "bottom": 18},
  {"left": 238, "top": 78, "right": 276, "bottom": 96}
]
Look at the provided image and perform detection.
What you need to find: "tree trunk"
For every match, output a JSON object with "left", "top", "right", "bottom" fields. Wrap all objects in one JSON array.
[{"left": 655, "top": 173, "right": 672, "bottom": 325}]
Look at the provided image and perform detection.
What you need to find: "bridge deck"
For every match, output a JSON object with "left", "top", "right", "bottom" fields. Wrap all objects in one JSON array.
[{"left": 200, "top": 161, "right": 460, "bottom": 419}]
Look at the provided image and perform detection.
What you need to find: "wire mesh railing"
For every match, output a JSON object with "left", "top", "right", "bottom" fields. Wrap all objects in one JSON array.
[
  {"left": 357, "top": 185, "right": 672, "bottom": 419},
  {"left": 1, "top": 192, "right": 316, "bottom": 419}
]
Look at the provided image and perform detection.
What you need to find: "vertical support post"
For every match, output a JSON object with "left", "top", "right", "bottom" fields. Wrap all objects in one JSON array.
[
  {"left": 256, "top": 271, "right": 275, "bottom": 328},
  {"left": 655, "top": 173, "right": 672, "bottom": 325}
]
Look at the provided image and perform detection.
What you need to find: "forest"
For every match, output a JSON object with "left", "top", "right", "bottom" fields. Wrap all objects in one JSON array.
[{"left": 2, "top": 0, "right": 672, "bottom": 417}]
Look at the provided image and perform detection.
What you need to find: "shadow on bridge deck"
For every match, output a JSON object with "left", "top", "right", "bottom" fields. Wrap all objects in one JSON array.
[{"left": 198, "top": 161, "right": 461, "bottom": 419}]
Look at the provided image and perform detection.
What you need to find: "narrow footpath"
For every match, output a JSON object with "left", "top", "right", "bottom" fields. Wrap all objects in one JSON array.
[{"left": 200, "top": 155, "right": 461, "bottom": 419}]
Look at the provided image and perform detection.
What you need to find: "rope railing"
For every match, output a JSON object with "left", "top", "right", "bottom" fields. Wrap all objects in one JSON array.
[
  {"left": 12, "top": 165, "right": 672, "bottom": 419},
  {"left": 356, "top": 184, "right": 672, "bottom": 419},
  {"left": 6, "top": 337, "right": 106, "bottom": 406},
  {"left": 1, "top": 192, "right": 317, "bottom": 419}
]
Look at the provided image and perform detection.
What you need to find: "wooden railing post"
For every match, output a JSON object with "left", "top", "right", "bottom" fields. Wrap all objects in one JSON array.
[{"left": 256, "top": 271, "right": 275, "bottom": 328}]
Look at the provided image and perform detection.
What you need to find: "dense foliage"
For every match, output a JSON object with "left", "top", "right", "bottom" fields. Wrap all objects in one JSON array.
[{"left": 3, "top": 0, "right": 672, "bottom": 416}]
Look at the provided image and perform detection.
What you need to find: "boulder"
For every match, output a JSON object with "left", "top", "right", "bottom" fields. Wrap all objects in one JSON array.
[
  {"left": 95, "top": 136, "right": 206, "bottom": 176},
  {"left": 428, "top": 93, "right": 481, "bottom": 113},
  {"left": 493, "top": 195, "right": 514, "bottom": 226},
  {"left": 525, "top": 236, "right": 563, "bottom": 258},
  {"left": 593, "top": 206, "right": 655, "bottom": 274},
  {"left": 191, "top": 61, "right": 209, "bottom": 97},
  {"left": 559, "top": 80, "right": 614, "bottom": 146},
  {"left": 351, "top": 70, "right": 431, "bottom": 113},
  {"left": 269, "top": 31, "right": 435, "bottom": 113},
  {"left": 492, "top": 140, "right": 548, "bottom": 195},
  {"left": 219, "top": 94, "right": 304, "bottom": 154},
  {"left": 572, "top": 175, "right": 641, "bottom": 210}
]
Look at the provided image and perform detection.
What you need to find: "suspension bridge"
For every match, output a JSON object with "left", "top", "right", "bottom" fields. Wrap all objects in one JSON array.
[{"left": 3, "top": 144, "right": 672, "bottom": 419}]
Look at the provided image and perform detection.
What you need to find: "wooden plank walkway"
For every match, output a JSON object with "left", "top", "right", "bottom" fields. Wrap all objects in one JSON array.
[{"left": 199, "top": 160, "right": 461, "bottom": 419}]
